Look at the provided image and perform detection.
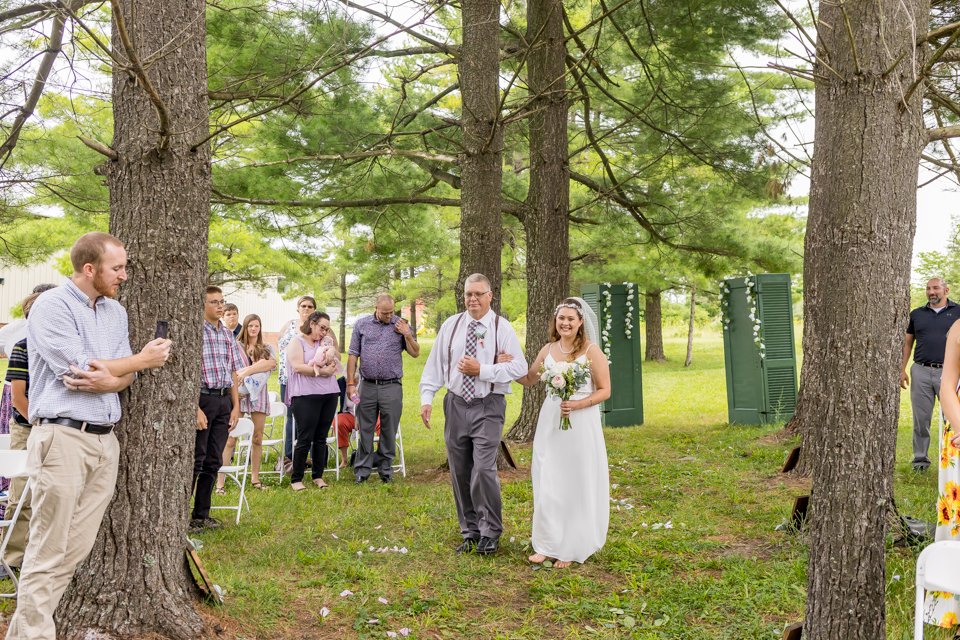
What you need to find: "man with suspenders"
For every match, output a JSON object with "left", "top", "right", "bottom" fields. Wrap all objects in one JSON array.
[{"left": 419, "top": 274, "right": 528, "bottom": 555}]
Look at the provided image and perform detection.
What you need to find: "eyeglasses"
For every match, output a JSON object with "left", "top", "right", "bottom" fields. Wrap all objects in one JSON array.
[
  {"left": 206, "top": 299, "right": 225, "bottom": 306},
  {"left": 465, "top": 291, "right": 490, "bottom": 299}
]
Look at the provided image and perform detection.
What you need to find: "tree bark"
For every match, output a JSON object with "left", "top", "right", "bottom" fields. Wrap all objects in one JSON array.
[
  {"left": 456, "top": 0, "right": 504, "bottom": 312},
  {"left": 644, "top": 290, "right": 666, "bottom": 361},
  {"left": 339, "top": 271, "right": 347, "bottom": 351},
  {"left": 56, "top": 1, "right": 210, "bottom": 637},
  {"left": 507, "top": 0, "right": 569, "bottom": 443},
  {"left": 684, "top": 287, "right": 695, "bottom": 368},
  {"left": 801, "top": 1, "right": 928, "bottom": 637},
  {"left": 409, "top": 296, "right": 418, "bottom": 336}
]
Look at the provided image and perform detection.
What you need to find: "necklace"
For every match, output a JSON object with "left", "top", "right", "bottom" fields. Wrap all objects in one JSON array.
[{"left": 558, "top": 341, "right": 575, "bottom": 354}]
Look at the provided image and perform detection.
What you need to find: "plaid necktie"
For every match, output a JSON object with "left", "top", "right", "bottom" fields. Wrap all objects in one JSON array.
[{"left": 462, "top": 320, "right": 481, "bottom": 401}]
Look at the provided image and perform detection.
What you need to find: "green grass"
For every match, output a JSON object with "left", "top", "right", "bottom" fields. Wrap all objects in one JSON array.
[{"left": 0, "top": 331, "right": 950, "bottom": 638}]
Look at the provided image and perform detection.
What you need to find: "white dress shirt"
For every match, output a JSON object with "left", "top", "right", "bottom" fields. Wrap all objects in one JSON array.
[{"left": 419, "top": 309, "right": 528, "bottom": 405}]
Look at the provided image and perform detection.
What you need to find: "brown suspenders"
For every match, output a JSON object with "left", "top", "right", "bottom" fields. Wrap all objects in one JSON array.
[{"left": 446, "top": 312, "right": 501, "bottom": 394}]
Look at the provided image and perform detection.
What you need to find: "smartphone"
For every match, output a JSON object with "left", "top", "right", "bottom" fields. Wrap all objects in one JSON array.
[{"left": 155, "top": 320, "right": 169, "bottom": 340}]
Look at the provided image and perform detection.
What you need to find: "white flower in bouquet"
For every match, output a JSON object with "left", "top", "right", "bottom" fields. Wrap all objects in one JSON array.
[{"left": 539, "top": 358, "right": 592, "bottom": 430}]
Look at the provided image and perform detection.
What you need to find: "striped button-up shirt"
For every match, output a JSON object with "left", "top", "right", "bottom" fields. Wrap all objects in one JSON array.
[
  {"left": 200, "top": 320, "right": 245, "bottom": 389},
  {"left": 27, "top": 278, "right": 133, "bottom": 425}
]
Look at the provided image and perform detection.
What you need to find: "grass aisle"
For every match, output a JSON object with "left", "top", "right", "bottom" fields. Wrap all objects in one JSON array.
[
  {"left": 0, "top": 331, "right": 946, "bottom": 638},
  {"left": 199, "top": 334, "right": 809, "bottom": 640}
]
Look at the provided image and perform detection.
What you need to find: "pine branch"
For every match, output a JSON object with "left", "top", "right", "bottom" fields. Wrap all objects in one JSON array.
[
  {"left": 78, "top": 135, "right": 118, "bottom": 160},
  {"left": 336, "top": 0, "right": 454, "bottom": 55},
  {"left": 0, "top": 1, "right": 77, "bottom": 168},
  {"left": 927, "top": 125, "right": 960, "bottom": 142}
]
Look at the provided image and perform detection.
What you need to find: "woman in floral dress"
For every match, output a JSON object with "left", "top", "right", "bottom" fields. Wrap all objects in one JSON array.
[{"left": 925, "top": 319, "right": 960, "bottom": 629}]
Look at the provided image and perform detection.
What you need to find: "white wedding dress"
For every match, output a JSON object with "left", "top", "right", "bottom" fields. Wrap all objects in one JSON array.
[{"left": 531, "top": 352, "right": 610, "bottom": 563}]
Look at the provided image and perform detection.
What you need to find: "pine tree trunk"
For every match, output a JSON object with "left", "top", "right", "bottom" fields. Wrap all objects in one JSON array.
[
  {"left": 506, "top": 0, "right": 569, "bottom": 444},
  {"left": 457, "top": 0, "right": 504, "bottom": 312},
  {"left": 802, "top": 1, "right": 927, "bottom": 636},
  {"left": 684, "top": 287, "right": 695, "bottom": 368},
  {"left": 56, "top": 1, "right": 209, "bottom": 637},
  {"left": 409, "top": 297, "right": 418, "bottom": 336},
  {"left": 644, "top": 290, "right": 666, "bottom": 361},
  {"left": 339, "top": 271, "right": 347, "bottom": 352}
]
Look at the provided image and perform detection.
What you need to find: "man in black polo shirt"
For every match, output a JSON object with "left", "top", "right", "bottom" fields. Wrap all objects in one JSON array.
[{"left": 901, "top": 277, "right": 960, "bottom": 471}]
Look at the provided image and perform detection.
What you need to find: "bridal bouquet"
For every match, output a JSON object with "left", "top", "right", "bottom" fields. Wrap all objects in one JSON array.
[{"left": 540, "top": 359, "right": 591, "bottom": 430}]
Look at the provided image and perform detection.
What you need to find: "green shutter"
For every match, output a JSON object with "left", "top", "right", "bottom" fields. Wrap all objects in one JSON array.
[
  {"left": 756, "top": 274, "right": 797, "bottom": 422},
  {"left": 722, "top": 274, "right": 797, "bottom": 425},
  {"left": 581, "top": 283, "right": 643, "bottom": 426}
]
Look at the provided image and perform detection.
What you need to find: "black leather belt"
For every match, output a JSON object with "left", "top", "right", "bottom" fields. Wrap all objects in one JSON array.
[
  {"left": 40, "top": 417, "right": 113, "bottom": 435},
  {"left": 918, "top": 362, "right": 944, "bottom": 369},
  {"left": 364, "top": 378, "right": 401, "bottom": 385},
  {"left": 200, "top": 386, "right": 231, "bottom": 396}
]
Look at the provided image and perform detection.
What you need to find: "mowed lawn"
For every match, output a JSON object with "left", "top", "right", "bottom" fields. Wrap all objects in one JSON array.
[{"left": 0, "top": 329, "right": 948, "bottom": 639}]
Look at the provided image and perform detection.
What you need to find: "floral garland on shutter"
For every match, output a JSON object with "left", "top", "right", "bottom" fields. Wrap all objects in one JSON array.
[
  {"left": 601, "top": 286, "right": 613, "bottom": 364},
  {"left": 720, "top": 276, "right": 766, "bottom": 360},
  {"left": 599, "top": 283, "right": 638, "bottom": 365}
]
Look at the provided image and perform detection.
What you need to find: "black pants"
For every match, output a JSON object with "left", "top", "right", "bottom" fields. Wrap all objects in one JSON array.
[
  {"left": 337, "top": 376, "right": 347, "bottom": 412},
  {"left": 193, "top": 394, "right": 232, "bottom": 520},
  {"left": 291, "top": 393, "right": 339, "bottom": 483}
]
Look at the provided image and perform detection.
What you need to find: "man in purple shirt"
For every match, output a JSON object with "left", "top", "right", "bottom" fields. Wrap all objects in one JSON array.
[{"left": 346, "top": 294, "right": 419, "bottom": 483}]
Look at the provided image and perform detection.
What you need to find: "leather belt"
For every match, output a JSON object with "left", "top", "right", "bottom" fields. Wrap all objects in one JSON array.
[
  {"left": 363, "top": 378, "right": 402, "bottom": 385},
  {"left": 200, "top": 386, "right": 231, "bottom": 396},
  {"left": 918, "top": 362, "right": 944, "bottom": 369},
  {"left": 40, "top": 417, "right": 113, "bottom": 435}
]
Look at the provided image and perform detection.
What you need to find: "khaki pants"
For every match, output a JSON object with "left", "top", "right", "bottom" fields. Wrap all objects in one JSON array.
[
  {"left": 3, "top": 422, "right": 32, "bottom": 568},
  {"left": 5, "top": 424, "right": 119, "bottom": 640}
]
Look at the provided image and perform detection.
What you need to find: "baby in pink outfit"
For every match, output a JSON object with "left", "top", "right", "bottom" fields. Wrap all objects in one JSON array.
[{"left": 310, "top": 335, "right": 343, "bottom": 377}]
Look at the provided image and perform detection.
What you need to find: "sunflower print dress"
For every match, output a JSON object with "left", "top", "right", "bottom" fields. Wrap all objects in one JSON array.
[{"left": 924, "top": 398, "right": 960, "bottom": 628}]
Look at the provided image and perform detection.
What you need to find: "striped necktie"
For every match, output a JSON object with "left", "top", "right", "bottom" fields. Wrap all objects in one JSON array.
[{"left": 462, "top": 320, "right": 481, "bottom": 401}]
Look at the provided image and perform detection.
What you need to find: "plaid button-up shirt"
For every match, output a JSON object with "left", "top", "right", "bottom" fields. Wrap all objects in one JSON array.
[{"left": 200, "top": 320, "right": 245, "bottom": 389}]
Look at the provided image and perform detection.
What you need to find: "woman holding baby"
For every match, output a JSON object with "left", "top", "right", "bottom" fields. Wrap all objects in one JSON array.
[{"left": 285, "top": 311, "right": 341, "bottom": 491}]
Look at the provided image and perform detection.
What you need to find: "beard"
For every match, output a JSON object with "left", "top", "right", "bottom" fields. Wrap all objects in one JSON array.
[{"left": 93, "top": 270, "right": 118, "bottom": 298}]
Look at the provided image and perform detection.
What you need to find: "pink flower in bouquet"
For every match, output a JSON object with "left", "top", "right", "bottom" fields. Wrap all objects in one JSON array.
[{"left": 550, "top": 375, "right": 565, "bottom": 389}]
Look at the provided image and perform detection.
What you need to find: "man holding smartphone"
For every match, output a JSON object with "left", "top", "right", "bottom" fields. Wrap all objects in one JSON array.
[{"left": 6, "top": 232, "right": 172, "bottom": 640}]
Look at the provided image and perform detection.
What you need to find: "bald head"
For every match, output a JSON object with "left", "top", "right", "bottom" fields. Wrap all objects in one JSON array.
[{"left": 374, "top": 294, "right": 395, "bottom": 323}]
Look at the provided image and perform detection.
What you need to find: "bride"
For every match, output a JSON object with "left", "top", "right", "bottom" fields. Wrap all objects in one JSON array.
[{"left": 508, "top": 297, "right": 611, "bottom": 567}]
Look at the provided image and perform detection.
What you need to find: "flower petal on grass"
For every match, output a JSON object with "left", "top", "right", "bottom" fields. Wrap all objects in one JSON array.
[
  {"left": 320, "top": 607, "right": 330, "bottom": 618},
  {"left": 378, "top": 597, "right": 389, "bottom": 604},
  {"left": 399, "top": 629, "right": 411, "bottom": 636},
  {"left": 340, "top": 589, "right": 354, "bottom": 597}
]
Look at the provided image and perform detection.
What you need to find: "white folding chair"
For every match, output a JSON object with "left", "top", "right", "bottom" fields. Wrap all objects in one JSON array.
[
  {"left": 350, "top": 421, "right": 406, "bottom": 478},
  {"left": 325, "top": 413, "right": 341, "bottom": 481},
  {"left": 0, "top": 435, "right": 11, "bottom": 451},
  {"left": 261, "top": 401, "right": 287, "bottom": 477},
  {"left": 0, "top": 450, "right": 31, "bottom": 597},
  {"left": 268, "top": 391, "right": 278, "bottom": 403},
  {"left": 914, "top": 540, "right": 960, "bottom": 638},
  {"left": 212, "top": 418, "right": 253, "bottom": 524}
]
